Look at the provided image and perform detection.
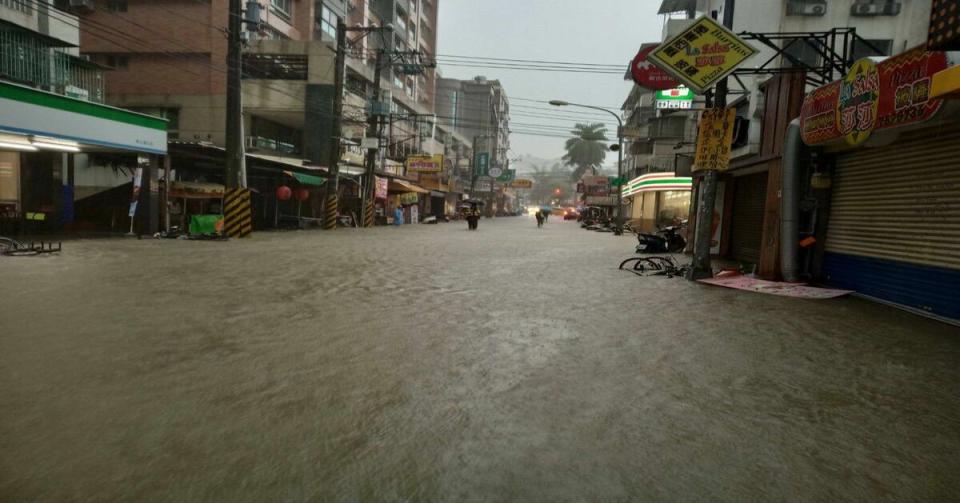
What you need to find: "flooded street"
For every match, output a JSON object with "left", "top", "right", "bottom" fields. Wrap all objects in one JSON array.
[{"left": 2, "top": 217, "right": 959, "bottom": 501}]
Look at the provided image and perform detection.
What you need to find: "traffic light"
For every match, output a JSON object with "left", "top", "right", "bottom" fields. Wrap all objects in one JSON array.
[{"left": 554, "top": 188, "right": 561, "bottom": 195}]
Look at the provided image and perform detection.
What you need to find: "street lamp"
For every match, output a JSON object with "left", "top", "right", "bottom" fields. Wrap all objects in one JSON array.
[{"left": 550, "top": 99, "right": 624, "bottom": 233}]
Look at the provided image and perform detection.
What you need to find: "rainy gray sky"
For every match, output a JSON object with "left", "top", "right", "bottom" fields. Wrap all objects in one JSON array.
[{"left": 437, "top": 0, "right": 664, "bottom": 164}]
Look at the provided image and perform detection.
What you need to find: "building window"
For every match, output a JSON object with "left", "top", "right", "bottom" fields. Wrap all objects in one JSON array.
[
  {"left": 785, "top": 0, "right": 827, "bottom": 16},
  {"left": 105, "top": 54, "right": 129, "bottom": 69},
  {"left": 106, "top": 0, "right": 127, "bottom": 12},
  {"left": 242, "top": 54, "right": 308, "bottom": 80},
  {"left": 250, "top": 116, "right": 301, "bottom": 154},
  {"left": 850, "top": 39, "right": 892, "bottom": 62},
  {"left": 270, "top": 0, "right": 291, "bottom": 19},
  {"left": 782, "top": 39, "right": 825, "bottom": 69},
  {"left": 1, "top": 0, "right": 32, "bottom": 14},
  {"left": 318, "top": 4, "right": 338, "bottom": 40}
]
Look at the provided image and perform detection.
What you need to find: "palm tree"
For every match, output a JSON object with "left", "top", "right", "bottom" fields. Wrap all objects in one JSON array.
[{"left": 562, "top": 123, "right": 609, "bottom": 182}]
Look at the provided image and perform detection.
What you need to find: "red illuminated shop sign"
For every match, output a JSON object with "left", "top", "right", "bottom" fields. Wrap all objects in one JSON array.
[
  {"left": 631, "top": 44, "right": 680, "bottom": 90},
  {"left": 799, "top": 46, "right": 948, "bottom": 146}
]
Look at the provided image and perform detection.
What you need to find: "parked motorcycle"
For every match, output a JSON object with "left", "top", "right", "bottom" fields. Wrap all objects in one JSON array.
[{"left": 635, "top": 223, "right": 687, "bottom": 254}]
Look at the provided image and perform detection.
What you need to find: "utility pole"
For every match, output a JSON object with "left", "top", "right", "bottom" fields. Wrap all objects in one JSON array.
[
  {"left": 687, "top": 0, "right": 734, "bottom": 280},
  {"left": 361, "top": 49, "right": 385, "bottom": 228},
  {"left": 224, "top": 0, "right": 244, "bottom": 189},
  {"left": 323, "top": 19, "right": 348, "bottom": 230}
]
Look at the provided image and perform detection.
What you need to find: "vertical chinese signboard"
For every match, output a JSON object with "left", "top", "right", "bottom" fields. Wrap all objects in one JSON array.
[
  {"left": 693, "top": 108, "right": 736, "bottom": 172},
  {"left": 374, "top": 176, "right": 388, "bottom": 200},
  {"left": 474, "top": 152, "right": 490, "bottom": 177}
]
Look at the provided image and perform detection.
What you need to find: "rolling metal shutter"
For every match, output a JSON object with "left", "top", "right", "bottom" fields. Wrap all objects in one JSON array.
[
  {"left": 729, "top": 172, "right": 768, "bottom": 264},
  {"left": 825, "top": 122, "right": 960, "bottom": 322}
]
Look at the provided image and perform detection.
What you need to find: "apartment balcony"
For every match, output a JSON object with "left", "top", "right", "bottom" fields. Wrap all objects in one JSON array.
[
  {"left": 240, "top": 39, "right": 336, "bottom": 130},
  {"left": 0, "top": 24, "right": 103, "bottom": 102},
  {"left": 637, "top": 116, "right": 687, "bottom": 140}
]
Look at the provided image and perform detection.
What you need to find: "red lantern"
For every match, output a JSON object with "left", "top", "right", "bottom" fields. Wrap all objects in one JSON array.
[
  {"left": 276, "top": 185, "right": 292, "bottom": 201},
  {"left": 295, "top": 188, "right": 310, "bottom": 202}
]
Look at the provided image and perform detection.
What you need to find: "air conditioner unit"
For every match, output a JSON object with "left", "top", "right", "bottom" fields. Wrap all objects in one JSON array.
[
  {"left": 852, "top": 3, "right": 879, "bottom": 15},
  {"left": 851, "top": 1, "right": 901, "bottom": 16},
  {"left": 69, "top": 0, "right": 95, "bottom": 12},
  {"left": 787, "top": 1, "right": 826, "bottom": 16}
]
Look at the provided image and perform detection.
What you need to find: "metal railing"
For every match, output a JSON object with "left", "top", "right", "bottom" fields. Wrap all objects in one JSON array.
[{"left": 0, "top": 26, "right": 104, "bottom": 102}]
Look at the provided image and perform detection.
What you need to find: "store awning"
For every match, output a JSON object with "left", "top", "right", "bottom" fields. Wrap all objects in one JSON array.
[
  {"left": 388, "top": 179, "right": 429, "bottom": 194},
  {"left": 622, "top": 172, "right": 692, "bottom": 198},
  {"left": 168, "top": 181, "right": 224, "bottom": 199},
  {"left": 0, "top": 81, "right": 167, "bottom": 154},
  {"left": 284, "top": 170, "right": 326, "bottom": 186}
]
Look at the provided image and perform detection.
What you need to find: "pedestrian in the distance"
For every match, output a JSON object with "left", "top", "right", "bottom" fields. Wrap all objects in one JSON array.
[
  {"left": 542, "top": 209, "right": 549, "bottom": 223},
  {"left": 394, "top": 206, "right": 404, "bottom": 227},
  {"left": 535, "top": 210, "right": 544, "bottom": 228},
  {"left": 467, "top": 207, "right": 480, "bottom": 231}
]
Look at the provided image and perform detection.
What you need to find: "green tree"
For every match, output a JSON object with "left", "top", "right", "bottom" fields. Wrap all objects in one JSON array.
[{"left": 562, "top": 123, "right": 609, "bottom": 182}]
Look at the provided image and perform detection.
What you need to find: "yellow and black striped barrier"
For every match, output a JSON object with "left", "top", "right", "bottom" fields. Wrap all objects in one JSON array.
[
  {"left": 223, "top": 188, "right": 252, "bottom": 238},
  {"left": 323, "top": 194, "right": 338, "bottom": 229},
  {"left": 363, "top": 200, "right": 375, "bottom": 228}
]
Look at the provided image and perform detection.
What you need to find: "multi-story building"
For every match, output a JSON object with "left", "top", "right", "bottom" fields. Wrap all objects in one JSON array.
[
  {"left": 1, "top": 0, "right": 168, "bottom": 235},
  {"left": 437, "top": 76, "right": 510, "bottom": 175},
  {"left": 642, "top": 0, "right": 959, "bottom": 324}
]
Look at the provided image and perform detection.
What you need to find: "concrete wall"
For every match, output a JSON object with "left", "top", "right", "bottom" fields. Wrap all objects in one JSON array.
[{"left": 1, "top": 1, "right": 79, "bottom": 46}]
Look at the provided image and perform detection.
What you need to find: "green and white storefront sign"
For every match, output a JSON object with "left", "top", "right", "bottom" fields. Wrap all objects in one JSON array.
[
  {"left": 622, "top": 172, "right": 692, "bottom": 197},
  {"left": 0, "top": 81, "right": 167, "bottom": 154},
  {"left": 654, "top": 87, "right": 694, "bottom": 110}
]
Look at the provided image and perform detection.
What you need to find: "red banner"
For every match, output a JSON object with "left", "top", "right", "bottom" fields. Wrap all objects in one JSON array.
[{"left": 799, "top": 46, "right": 948, "bottom": 146}]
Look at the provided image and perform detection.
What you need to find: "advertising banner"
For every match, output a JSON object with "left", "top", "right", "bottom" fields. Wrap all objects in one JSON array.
[
  {"left": 647, "top": 16, "right": 759, "bottom": 94},
  {"left": 510, "top": 178, "right": 533, "bottom": 189},
  {"left": 406, "top": 154, "right": 443, "bottom": 173},
  {"left": 374, "top": 176, "right": 388, "bottom": 200},
  {"left": 799, "top": 47, "right": 948, "bottom": 146},
  {"left": 581, "top": 175, "right": 611, "bottom": 196},
  {"left": 128, "top": 167, "right": 143, "bottom": 218},
  {"left": 693, "top": 108, "right": 736, "bottom": 172}
]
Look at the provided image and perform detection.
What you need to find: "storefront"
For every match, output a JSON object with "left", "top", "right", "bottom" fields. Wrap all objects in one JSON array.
[
  {"left": 799, "top": 46, "right": 959, "bottom": 323},
  {"left": 0, "top": 81, "right": 167, "bottom": 235},
  {"left": 622, "top": 172, "right": 692, "bottom": 233},
  {"left": 385, "top": 177, "right": 429, "bottom": 224}
]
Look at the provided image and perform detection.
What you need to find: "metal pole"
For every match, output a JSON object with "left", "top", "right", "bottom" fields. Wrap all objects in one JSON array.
[
  {"left": 225, "top": 0, "right": 243, "bottom": 189},
  {"left": 361, "top": 49, "right": 385, "bottom": 228},
  {"left": 323, "top": 19, "right": 348, "bottom": 230},
  {"left": 687, "top": 0, "right": 734, "bottom": 280},
  {"left": 614, "top": 115, "right": 624, "bottom": 233},
  {"left": 163, "top": 155, "right": 172, "bottom": 233}
]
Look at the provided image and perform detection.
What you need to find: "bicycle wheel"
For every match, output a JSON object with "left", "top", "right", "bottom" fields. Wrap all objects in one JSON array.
[
  {"left": 0, "top": 236, "right": 24, "bottom": 254},
  {"left": 619, "top": 257, "right": 644, "bottom": 270}
]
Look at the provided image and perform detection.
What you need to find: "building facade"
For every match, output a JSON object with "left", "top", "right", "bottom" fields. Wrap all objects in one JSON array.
[
  {"left": 1, "top": 0, "right": 168, "bottom": 236},
  {"left": 648, "top": 0, "right": 932, "bottom": 275}
]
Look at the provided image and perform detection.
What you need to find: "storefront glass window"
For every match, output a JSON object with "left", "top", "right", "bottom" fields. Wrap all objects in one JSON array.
[{"left": 656, "top": 190, "right": 690, "bottom": 227}]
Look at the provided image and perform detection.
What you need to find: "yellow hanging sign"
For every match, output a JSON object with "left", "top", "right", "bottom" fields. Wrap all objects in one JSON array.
[
  {"left": 647, "top": 16, "right": 758, "bottom": 94},
  {"left": 693, "top": 108, "right": 737, "bottom": 172}
]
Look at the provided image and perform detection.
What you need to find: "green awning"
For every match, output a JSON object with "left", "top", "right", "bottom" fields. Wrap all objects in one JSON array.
[{"left": 285, "top": 170, "right": 326, "bottom": 186}]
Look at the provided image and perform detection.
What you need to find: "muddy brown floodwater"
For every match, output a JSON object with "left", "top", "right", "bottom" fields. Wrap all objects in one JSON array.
[{"left": 1, "top": 217, "right": 959, "bottom": 502}]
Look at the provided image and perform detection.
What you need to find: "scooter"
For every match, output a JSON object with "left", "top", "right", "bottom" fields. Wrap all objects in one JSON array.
[{"left": 635, "top": 223, "right": 687, "bottom": 254}]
